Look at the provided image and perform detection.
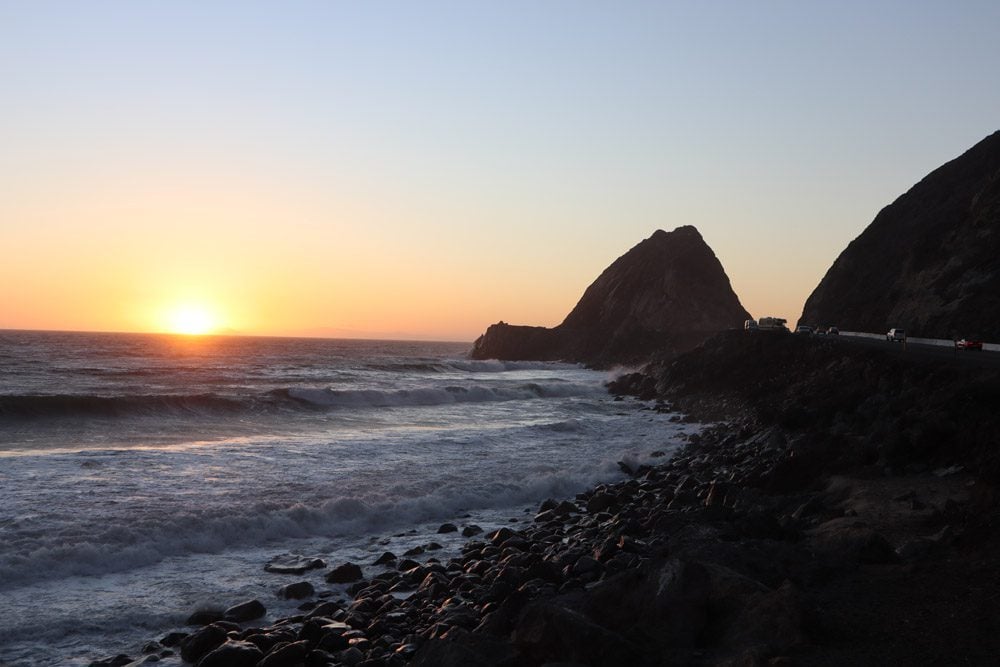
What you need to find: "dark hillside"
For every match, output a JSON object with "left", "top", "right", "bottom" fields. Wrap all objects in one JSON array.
[{"left": 800, "top": 130, "right": 1000, "bottom": 339}]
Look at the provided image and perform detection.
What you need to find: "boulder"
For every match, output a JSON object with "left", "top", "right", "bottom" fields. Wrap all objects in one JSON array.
[
  {"left": 179, "top": 624, "right": 228, "bottom": 664},
  {"left": 223, "top": 599, "right": 266, "bottom": 622},
  {"left": 257, "top": 640, "right": 311, "bottom": 667},
  {"left": 279, "top": 581, "right": 315, "bottom": 600},
  {"left": 374, "top": 551, "right": 397, "bottom": 565},
  {"left": 326, "top": 562, "right": 364, "bottom": 584},
  {"left": 194, "top": 640, "right": 263, "bottom": 667},
  {"left": 410, "top": 627, "right": 520, "bottom": 667},
  {"left": 185, "top": 608, "right": 224, "bottom": 626},
  {"left": 264, "top": 554, "right": 327, "bottom": 575},
  {"left": 514, "top": 602, "right": 645, "bottom": 666},
  {"left": 807, "top": 518, "right": 898, "bottom": 566},
  {"left": 580, "top": 558, "right": 711, "bottom": 649}
]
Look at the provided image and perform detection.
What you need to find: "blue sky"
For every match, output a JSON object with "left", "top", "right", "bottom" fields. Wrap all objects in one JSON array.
[{"left": 2, "top": 1, "right": 998, "bottom": 337}]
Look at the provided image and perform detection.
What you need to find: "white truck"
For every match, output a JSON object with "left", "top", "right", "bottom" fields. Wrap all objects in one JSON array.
[{"left": 757, "top": 317, "right": 789, "bottom": 332}]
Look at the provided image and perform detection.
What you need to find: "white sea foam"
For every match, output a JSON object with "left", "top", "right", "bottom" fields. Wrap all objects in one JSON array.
[
  {"left": 285, "top": 381, "right": 600, "bottom": 408},
  {"left": 0, "top": 333, "right": 696, "bottom": 666}
]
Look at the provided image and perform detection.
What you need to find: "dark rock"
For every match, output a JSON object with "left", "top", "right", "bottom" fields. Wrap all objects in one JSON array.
[
  {"left": 515, "top": 602, "right": 645, "bottom": 666},
  {"left": 586, "top": 492, "right": 617, "bottom": 514},
  {"left": 159, "top": 632, "right": 187, "bottom": 647},
  {"left": 195, "top": 639, "right": 263, "bottom": 667},
  {"left": 437, "top": 523, "right": 459, "bottom": 534},
  {"left": 279, "top": 581, "right": 316, "bottom": 600},
  {"left": 87, "top": 655, "right": 132, "bottom": 667},
  {"left": 257, "top": 640, "right": 311, "bottom": 667},
  {"left": 410, "top": 627, "right": 519, "bottom": 667},
  {"left": 374, "top": 551, "right": 397, "bottom": 565},
  {"left": 799, "top": 130, "right": 1000, "bottom": 337},
  {"left": 337, "top": 646, "right": 365, "bottom": 666},
  {"left": 179, "top": 624, "right": 228, "bottom": 663},
  {"left": 580, "top": 558, "right": 711, "bottom": 650},
  {"left": 224, "top": 599, "right": 266, "bottom": 623},
  {"left": 403, "top": 546, "right": 425, "bottom": 556},
  {"left": 326, "top": 562, "right": 364, "bottom": 584},
  {"left": 185, "top": 608, "right": 224, "bottom": 626},
  {"left": 807, "top": 518, "right": 898, "bottom": 565},
  {"left": 462, "top": 525, "right": 483, "bottom": 537},
  {"left": 265, "top": 554, "right": 327, "bottom": 575},
  {"left": 470, "top": 226, "right": 750, "bottom": 366}
]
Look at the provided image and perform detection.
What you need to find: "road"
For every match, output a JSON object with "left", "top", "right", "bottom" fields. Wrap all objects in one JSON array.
[{"left": 829, "top": 333, "right": 1000, "bottom": 370}]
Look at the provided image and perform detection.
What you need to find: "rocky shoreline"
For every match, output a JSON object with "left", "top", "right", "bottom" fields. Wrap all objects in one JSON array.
[{"left": 89, "top": 332, "right": 1000, "bottom": 666}]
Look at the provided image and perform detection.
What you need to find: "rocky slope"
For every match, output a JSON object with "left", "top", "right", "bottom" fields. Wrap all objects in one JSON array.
[
  {"left": 471, "top": 226, "right": 750, "bottom": 366},
  {"left": 89, "top": 333, "right": 1000, "bottom": 667},
  {"left": 800, "top": 130, "right": 1000, "bottom": 339}
]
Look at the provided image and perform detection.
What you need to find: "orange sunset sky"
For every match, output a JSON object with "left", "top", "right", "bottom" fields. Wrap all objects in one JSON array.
[{"left": 2, "top": 3, "right": 998, "bottom": 341}]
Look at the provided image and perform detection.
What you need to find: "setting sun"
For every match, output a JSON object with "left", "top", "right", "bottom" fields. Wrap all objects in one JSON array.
[{"left": 165, "top": 304, "right": 218, "bottom": 335}]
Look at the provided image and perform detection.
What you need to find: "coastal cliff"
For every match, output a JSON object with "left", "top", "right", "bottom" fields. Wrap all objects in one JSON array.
[
  {"left": 799, "top": 130, "right": 1000, "bottom": 338},
  {"left": 472, "top": 226, "right": 750, "bottom": 366}
]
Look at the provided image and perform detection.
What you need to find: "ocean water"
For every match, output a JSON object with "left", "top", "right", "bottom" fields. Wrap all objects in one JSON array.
[{"left": 0, "top": 331, "right": 695, "bottom": 666}]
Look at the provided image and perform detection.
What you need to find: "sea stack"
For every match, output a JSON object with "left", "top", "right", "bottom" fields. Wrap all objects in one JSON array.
[
  {"left": 799, "top": 130, "right": 1000, "bottom": 339},
  {"left": 471, "top": 226, "right": 750, "bottom": 366}
]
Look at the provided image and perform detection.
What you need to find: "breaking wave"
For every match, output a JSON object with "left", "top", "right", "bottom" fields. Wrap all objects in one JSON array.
[{"left": 0, "top": 381, "right": 602, "bottom": 421}]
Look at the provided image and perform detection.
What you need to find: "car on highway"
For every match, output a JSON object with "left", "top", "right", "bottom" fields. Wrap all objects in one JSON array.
[
  {"left": 795, "top": 325, "right": 813, "bottom": 335},
  {"left": 886, "top": 328, "right": 906, "bottom": 342},
  {"left": 828, "top": 327, "right": 840, "bottom": 335},
  {"left": 956, "top": 339, "right": 983, "bottom": 351}
]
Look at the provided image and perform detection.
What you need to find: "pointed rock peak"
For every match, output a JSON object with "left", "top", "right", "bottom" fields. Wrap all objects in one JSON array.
[
  {"left": 649, "top": 225, "right": 702, "bottom": 242},
  {"left": 471, "top": 228, "right": 749, "bottom": 366}
]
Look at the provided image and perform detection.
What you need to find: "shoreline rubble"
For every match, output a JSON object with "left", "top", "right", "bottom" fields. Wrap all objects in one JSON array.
[{"left": 89, "top": 331, "right": 1000, "bottom": 666}]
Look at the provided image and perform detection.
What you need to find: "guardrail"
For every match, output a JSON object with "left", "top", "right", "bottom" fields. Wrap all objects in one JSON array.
[{"left": 840, "top": 331, "right": 999, "bottom": 352}]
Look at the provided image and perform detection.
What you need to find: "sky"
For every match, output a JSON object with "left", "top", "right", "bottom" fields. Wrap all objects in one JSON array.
[{"left": 2, "top": 1, "right": 999, "bottom": 341}]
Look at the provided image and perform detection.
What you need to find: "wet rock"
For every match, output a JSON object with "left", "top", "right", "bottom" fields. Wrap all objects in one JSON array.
[
  {"left": 195, "top": 639, "right": 263, "bottom": 667},
  {"left": 326, "top": 562, "right": 364, "bottom": 584},
  {"left": 586, "top": 492, "right": 616, "bottom": 514},
  {"left": 160, "top": 632, "right": 187, "bottom": 648},
  {"left": 403, "top": 546, "right": 426, "bottom": 557},
  {"left": 374, "top": 551, "right": 397, "bottom": 565},
  {"left": 224, "top": 599, "right": 266, "bottom": 622},
  {"left": 87, "top": 655, "right": 132, "bottom": 667},
  {"left": 257, "top": 640, "right": 311, "bottom": 667},
  {"left": 140, "top": 641, "right": 161, "bottom": 654},
  {"left": 265, "top": 554, "right": 327, "bottom": 575},
  {"left": 554, "top": 500, "right": 579, "bottom": 515},
  {"left": 185, "top": 608, "right": 224, "bottom": 626},
  {"left": 279, "top": 581, "right": 315, "bottom": 600},
  {"left": 462, "top": 524, "right": 483, "bottom": 537},
  {"left": 179, "top": 624, "right": 228, "bottom": 663},
  {"left": 337, "top": 646, "right": 365, "bottom": 666},
  {"left": 437, "top": 523, "right": 459, "bottom": 534}
]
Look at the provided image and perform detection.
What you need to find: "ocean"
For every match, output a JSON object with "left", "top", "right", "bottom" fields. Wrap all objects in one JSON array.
[{"left": 0, "top": 330, "right": 694, "bottom": 666}]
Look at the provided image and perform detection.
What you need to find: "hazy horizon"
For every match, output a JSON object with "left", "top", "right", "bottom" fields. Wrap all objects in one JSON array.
[{"left": 3, "top": 2, "right": 999, "bottom": 339}]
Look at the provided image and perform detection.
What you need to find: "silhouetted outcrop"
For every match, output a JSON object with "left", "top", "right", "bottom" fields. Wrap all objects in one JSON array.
[
  {"left": 471, "top": 226, "right": 750, "bottom": 366},
  {"left": 800, "top": 130, "right": 1000, "bottom": 339}
]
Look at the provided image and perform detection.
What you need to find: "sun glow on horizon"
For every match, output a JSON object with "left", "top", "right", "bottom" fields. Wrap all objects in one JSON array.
[{"left": 164, "top": 303, "right": 219, "bottom": 336}]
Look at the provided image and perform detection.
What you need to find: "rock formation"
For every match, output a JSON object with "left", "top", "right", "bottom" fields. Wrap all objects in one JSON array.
[
  {"left": 800, "top": 130, "right": 1000, "bottom": 338},
  {"left": 471, "top": 226, "right": 750, "bottom": 366}
]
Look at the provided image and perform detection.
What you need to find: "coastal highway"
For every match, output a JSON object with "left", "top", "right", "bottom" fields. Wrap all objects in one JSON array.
[{"left": 831, "top": 332, "right": 1000, "bottom": 370}]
